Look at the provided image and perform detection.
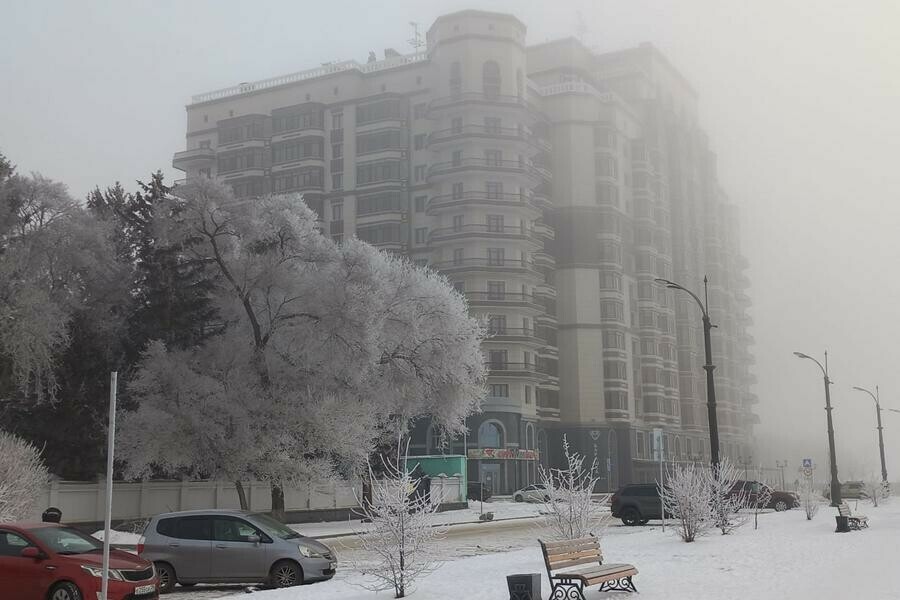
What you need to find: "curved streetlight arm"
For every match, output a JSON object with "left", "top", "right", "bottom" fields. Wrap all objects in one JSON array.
[
  {"left": 793, "top": 352, "right": 828, "bottom": 379},
  {"left": 655, "top": 278, "right": 707, "bottom": 317},
  {"left": 888, "top": 408, "right": 900, "bottom": 415},
  {"left": 852, "top": 386, "right": 879, "bottom": 407}
]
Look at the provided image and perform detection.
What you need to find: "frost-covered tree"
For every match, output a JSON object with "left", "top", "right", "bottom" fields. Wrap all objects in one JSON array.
[
  {"left": 798, "top": 477, "right": 821, "bottom": 521},
  {"left": 539, "top": 435, "right": 608, "bottom": 540},
  {"left": 707, "top": 458, "right": 749, "bottom": 535},
  {"left": 352, "top": 441, "right": 444, "bottom": 598},
  {"left": 750, "top": 475, "right": 772, "bottom": 530},
  {"left": 0, "top": 430, "right": 50, "bottom": 522},
  {"left": 661, "top": 463, "right": 713, "bottom": 542},
  {"left": 119, "top": 180, "right": 485, "bottom": 515}
]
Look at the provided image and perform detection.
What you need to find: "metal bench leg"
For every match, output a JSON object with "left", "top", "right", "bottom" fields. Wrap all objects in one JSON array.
[
  {"left": 549, "top": 580, "right": 585, "bottom": 600},
  {"left": 598, "top": 576, "right": 638, "bottom": 593}
]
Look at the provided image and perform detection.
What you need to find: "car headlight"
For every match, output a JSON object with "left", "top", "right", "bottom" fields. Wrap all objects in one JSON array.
[
  {"left": 80, "top": 565, "right": 124, "bottom": 580},
  {"left": 298, "top": 544, "right": 326, "bottom": 559}
]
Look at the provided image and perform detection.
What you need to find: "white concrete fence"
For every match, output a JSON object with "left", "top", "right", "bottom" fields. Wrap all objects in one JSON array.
[{"left": 31, "top": 477, "right": 464, "bottom": 524}]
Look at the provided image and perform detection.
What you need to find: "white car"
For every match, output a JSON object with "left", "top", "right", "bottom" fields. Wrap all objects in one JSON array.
[{"left": 513, "top": 484, "right": 552, "bottom": 503}]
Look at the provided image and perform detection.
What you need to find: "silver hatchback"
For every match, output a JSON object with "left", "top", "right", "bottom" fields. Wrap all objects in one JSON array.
[{"left": 138, "top": 509, "right": 336, "bottom": 593}]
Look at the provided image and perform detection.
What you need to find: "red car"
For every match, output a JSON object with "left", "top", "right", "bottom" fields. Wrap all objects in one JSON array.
[{"left": 0, "top": 522, "right": 159, "bottom": 600}]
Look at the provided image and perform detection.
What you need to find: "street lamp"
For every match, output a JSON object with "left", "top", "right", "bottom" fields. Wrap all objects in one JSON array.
[
  {"left": 851, "top": 385, "right": 888, "bottom": 484},
  {"left": 655, "top": 276, "right": 720, "bottom": 469},
  {"left": 793, "top": 351, "right": 842, "bottom": 508}
]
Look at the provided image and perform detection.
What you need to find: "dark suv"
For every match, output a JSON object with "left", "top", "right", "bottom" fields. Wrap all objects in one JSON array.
[
  {"left": 610, "top": 483, "right": 665, "bottom": 526},
  {"left": 731, "top": 480, "right": 799, "bottom": 511}
]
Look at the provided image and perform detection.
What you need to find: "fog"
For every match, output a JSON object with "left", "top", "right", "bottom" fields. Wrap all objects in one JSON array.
[{"left": 3, "top": 0, "right": 899, "bottom": 483}]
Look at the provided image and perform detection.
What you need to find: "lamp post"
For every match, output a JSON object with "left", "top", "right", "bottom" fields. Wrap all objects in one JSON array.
[
  {"left": 851, "top": 385, "right": 888, "bottom": 484},
  {"left": 656, "top": 276, "right": 720, "bottom": 469},
  {"left": 776, "top": 460, "right": 788, "bottom": 491},
  {"left": 794, "top": 351, "right": 842, "bottom": 508}
]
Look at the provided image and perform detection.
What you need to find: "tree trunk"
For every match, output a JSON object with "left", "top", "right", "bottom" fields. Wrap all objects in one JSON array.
[
  {"left": 234, "top": 480, "right": 249, "bottom": 510},
  {"left": 271, "top": 481, "right": 286, "bottom": 522}
]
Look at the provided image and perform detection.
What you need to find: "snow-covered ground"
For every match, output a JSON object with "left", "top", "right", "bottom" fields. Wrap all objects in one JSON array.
[{"left": 207, "top": 499, "right": 900, "bottom": 600}]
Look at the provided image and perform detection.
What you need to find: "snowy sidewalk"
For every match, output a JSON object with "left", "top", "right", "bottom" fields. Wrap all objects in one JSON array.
[{"left": 227, "top": 500, "right": 900, "bottom": 600}]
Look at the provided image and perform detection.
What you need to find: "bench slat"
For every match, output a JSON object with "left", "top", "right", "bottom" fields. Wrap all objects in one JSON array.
[
  {"left": 549, "top": 556, "right": 603, "bottom": 570},
  {"left": 543, "top": 541, "right": 600, "bottom": 556},
  {"left": 543, "top": 537, "right": 599, "bottom": 550},
  {"left": 548, "top": 548, "right": 602, "bottom": 563},
  {"left": 553, "top": 564, "right": 638, "bottom": 584}
]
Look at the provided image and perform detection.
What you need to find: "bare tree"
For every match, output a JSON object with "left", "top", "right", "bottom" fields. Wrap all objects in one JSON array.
[
  {"left": 0, "top": 430, "right": 50, "bottom": 522},
  {"left": 798, "top": 477, "right": 821, "bottom": 521},
  {"left": 661, "top": 462, "right": 713, "bottom": 543},
  {"left": 351, "top": 440, "right": 444, "bottom": 598},
  {"left": 751, "top": 477, "right": 772, "bottom": 530},
  {"left": 538, "top": 435, "right": 608, "bottom": 540},
  {"left": 707, "top": 457, "right": 749, "bottom": 535}
]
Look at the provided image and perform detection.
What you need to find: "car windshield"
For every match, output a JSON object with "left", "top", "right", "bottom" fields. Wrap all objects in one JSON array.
[
  {"left": 30, "top": 526, "right": 104, "bottom": 555},
  {"left": 250, "top": 512, "right": 302, "bottom": 540}
]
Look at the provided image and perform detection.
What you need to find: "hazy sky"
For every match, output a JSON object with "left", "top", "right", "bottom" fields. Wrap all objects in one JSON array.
[{"left": 3, "top": 0, "right": 899, "bottom": 482}]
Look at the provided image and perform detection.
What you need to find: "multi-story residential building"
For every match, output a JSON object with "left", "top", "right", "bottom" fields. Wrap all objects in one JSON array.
[{"left": 172, "top": 9, "right": 758, "bottom": 494}]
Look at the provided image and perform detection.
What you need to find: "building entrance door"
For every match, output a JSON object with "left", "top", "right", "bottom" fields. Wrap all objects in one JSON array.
[{"left": 480, "top": 463, "right": 501, "bottom": 494}]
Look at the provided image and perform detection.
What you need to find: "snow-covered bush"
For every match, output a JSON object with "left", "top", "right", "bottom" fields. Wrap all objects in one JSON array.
[
  {"left": 751, "top": 477, "right": 772, "bottom": 530},
  {"left": 661, "top": 462, "right": 713, "bottom": 542},
  {"left": 707, "top": 458, "right": 749, "bottom": 535},
  {"left": 352, "top": 442, "right": 444, "bottom": 598},
  {"left": 538, "top": 436, "right": 609, "bottom": 541},
  {"left": 0, "top": 430, "right": 50, "bottom": 522},
  {"left": 865, "top": 480, "right": 889, "bottom": 507},
  {"left": 798, "top": 478, "right": 821, "bottom": 521}
]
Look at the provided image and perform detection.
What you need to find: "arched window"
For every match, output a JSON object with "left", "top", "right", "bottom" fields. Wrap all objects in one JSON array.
[
  {"left": 525, "top": 423, "right": 535, "bottom": 450},
  {"left": 483, "top": 61, "right": 501, "bottom": 98},
  {"left": 478, "top": 420, "right": 503, "bottom": 448},
  {"left": 449, "top": 62, "right": 461, "bottom": 97}
]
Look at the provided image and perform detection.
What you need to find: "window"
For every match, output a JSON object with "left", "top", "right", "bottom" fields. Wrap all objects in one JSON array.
[
  {"left": 595, "top": 155, "right": 618, "bottom": 178},
  {"left": 356, "top": 129, "right": 404, "bottom": 154},
  {"left": 450, "top": 62, "right": 462, "bottom": 96},
  {"left": 213, "top": 518, "right": 262, "bottom": 543},
  {"left": 177, "top": 516, "right": 212, "bottom": 540},
  {"left": 487, "top": 281, "right": 506, "bottom": 300},
  {"left": 452, "top": 150, "right": 462, "bottom": 166},
  {"left": 525, "top": 385, "right": 532, "bottom": 404},
  {"left": 414, "top": 165, "right": 426, "bottom": 182},
  {"left": 414, "top": 196, "right": 426, "bottom": 212},
  {"left": 415, "top": 227, "right": 428, "bottom": 244},
  {"left": 596, "top": 183, "right": 619, "bottom": 206},
  {"left": 0, "top": 531, "right": 33, "bottom": 556},
  {"left": 483, "top": 60, "right": 501, "bottom": 97},
  {"left": 487, "top": 214, "right": 504, "bottom": 233},
  {"left": 594, "top": 127, "right": 614, "bottom": 148},
  {"left": 356, "top": 223, "right": 402, "bottom": 244},
  {"left": 453, "top": 248, "right": 464, "bottom": 265},
  {"left": 218, "top": 149, "right": 264, "bottom": 173},
  {"left": 603, "top": 360, "right": 627, "bottom": 380},
  {"left": 272, "top": 108, "right": 324, "bottom": 133},
  {"left": 488, "top": 350, "right": 508, "bottom": 369},
  {"left": 199, "top": 140, "right": 211, "bottom": 149},
  {"left": 600, "top": 300, "right": 624, "bottom": 321},
  {"left": 414, "top": 134, "right": 426, "bottom": 150},
  {"left": 485, "top": 149, "right": 502, "bottom": 166},
  {"left": 356, "top": 98, "right": 405, "bottom": 125},
  {"left": 332, "top": 174, "right": 343, "bottom": 189},
  {"left": 332, "top": 144, "right": 343, "bottom": 158},
  {"left": 332, "top": 112, "right": 343, "bottom": 130},
  {"left": 487, "top": 247, "right": 505, "bottom": 266},
  {"left": 486, "top": 181, "right": 503, "bottom": 199},
  {"left": 272, "top": 167, "right": 324, "bottom": 192},
  {"left": 452, "top": 182, "right": 464, "bottom": 199},
  {"left": 604, "top": 390, "right": 628, "bottom": 411},
  {"left": 357, "top": 191, "right": 404, "bottom": 215},
  {"left": 414, "top": 103, "right": 427, "bottom": 119},
  {"left": 332, "top": 203, "right": 343, "bottom": 221},
  {"left": 598, "top": 241, "right": 621, "bottom": 263},
  {"left": 271, "top": 138, "right": 324, "bottom": 163},
  {"left": 478, "top": 421, "right": 503, "bottom": 448},
  {"left": 451, "top": 117, "right": 463, "bottom": 134},
  {"left": 356, "top": 159, "right": 404, "bottom": 185},
  {"left": 484, "top": 117, "right": 502, "bottom": 134},
  {"left": 488, "top": 314, "right": 507, "bottom": 334},
  {"left": 599, "top": 271, "right": 622, "bottom": 290},
  {"left": 489, "top": 384, "right": 509, "bottom": 398},
  {"left": 602, "top": 330, "right": 625, "bottom": 350}
]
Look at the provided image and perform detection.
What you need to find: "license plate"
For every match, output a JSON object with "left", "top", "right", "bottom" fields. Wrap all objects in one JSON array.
[
  {"left": 330, "top": 562, "right": 337, "bottom": 569},
  {"left": 134, "top": 584, "right": 156, "bottom": 595}
]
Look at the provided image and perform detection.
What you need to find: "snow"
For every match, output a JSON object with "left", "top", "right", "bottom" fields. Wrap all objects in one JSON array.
[
  {"left": 92, "top": 529, "right": 142, "bottom": 545},
  {"left": 208, "top": 499, "right": 900, "bottom": 600}
]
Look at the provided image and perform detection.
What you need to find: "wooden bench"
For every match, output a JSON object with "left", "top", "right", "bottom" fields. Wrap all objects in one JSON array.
[
  {"left": 838, "top": 501, "right": 869, "bottom": 530},
  {"left": 539, "top": 536, "right": 638, "bottom": 599}
]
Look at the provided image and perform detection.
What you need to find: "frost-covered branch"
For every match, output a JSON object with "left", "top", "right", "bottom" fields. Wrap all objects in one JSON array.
[
  {"left": 539, "top": 435, "right": 609, "bottom": 540},
  {"left": 0, "top": 430, "right": 50, "bottom": 522}
]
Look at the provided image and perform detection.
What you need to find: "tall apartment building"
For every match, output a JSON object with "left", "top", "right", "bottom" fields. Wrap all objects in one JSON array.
[{"left": 173, "top": 10, "right": 758, "bottom": 494}]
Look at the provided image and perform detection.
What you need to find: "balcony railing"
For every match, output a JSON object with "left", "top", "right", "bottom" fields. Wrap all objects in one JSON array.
[
  {"left": 485, "top": 362, "right": 546, "bottom": 378},
  {"left": 428, "top": 91, "right": 535, "bottom": 112},
  {"left": 429, "top": 224, "right": 542, "bottom": 244},
  {"left": 465, "top": 292, "right": 544, "bottom": 310},
  {"left": 426, "top": 191, "right": 541, "bottom": 214},
  {"left": 428, "top": 124, "right": 550, "bottom": 151},
  {"left": 172, "top": 148, "right": 216, "bottom": 169},
  {"left": 429, "top": 258, "right": 542, "bottom": 275},
  {"left": 484, "top": 328, "right": 546, "bottom": 344},
  {"left": 427, "top": 157, "right": 545, "bottom": 180}
]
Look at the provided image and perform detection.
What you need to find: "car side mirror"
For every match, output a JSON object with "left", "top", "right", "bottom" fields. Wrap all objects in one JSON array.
[
  {"left": 247, "top": 534, "right": 261, "bottom": 546},
  {"left": 21, "top": 547, "right": 44, "bottom": 560}
]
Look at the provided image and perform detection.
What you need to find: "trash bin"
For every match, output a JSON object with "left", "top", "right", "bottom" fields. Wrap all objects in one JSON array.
[
  {"left": 835, "top": 515, "right": 850, "bottom": 533},
  {"left": 507, "top": 573, "right": 542, "bottom": 600}
]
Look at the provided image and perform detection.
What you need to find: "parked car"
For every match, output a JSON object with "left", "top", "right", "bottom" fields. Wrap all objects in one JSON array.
[
  {"left": 467, "top": 481, "right": 493, "bottom": 502},
  {"left": 0, "top": 521, "right": 159, "bottom": 600},
  {"left": 139, "top": 509, "right": 335, "bottom": 593},
  {"left": 730, "top": 480, "right": 800, "bottom": 511},
  {"left": 824, "top": 481, "right": 869, "bottom": 500},
  {"left": 610, "top": 483, "right": 666, "bottom": 526},
  {"left": 512, "top": 484, "right": 552, "bottom": 503}
]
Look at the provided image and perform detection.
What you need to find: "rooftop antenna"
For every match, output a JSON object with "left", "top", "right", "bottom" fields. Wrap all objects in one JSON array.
[{"left": 408, "top": 21, "right": 424, "bottom": 56}]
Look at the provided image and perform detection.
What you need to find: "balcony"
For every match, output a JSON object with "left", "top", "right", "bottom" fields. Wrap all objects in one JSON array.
[
  {"left": 429, "top": 224, "right": 542, "bottom": 246},
  {"left": 428, "top": 124, "right": 550, "bottom": 152},
  {"left": 484, "top": 328, "right": 546, "bottom": 345},
  {"left": 427, "top": 157, "right": 544, "bottom": 183},
  {"left": 464, "top": 292, "right": 544, "bottom": 311},
  {"left": 429, "top": 258, "right": 543, "bottom": 277},
  {"left": 533, "top": 221, "right": 555, "bottom": 241},
  {"left": 426, "top": 191, "right": 541, "bottom": 215},
  {"left": 485, "top": 362, "right": 546, "bottom": 380},
  {"left": 172, "top": 148, "right": 216, "bottom": 171},
  {"left": 533, "top": 251, "right": 555, "bottom": 269},
  {"left": 428, "top": 92, "right": 535, "bottom": 114}
]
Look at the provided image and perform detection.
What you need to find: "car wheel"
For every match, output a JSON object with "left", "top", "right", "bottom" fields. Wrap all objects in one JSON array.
[
  {"left": 270, "top": 559, "right": 303, "bottom": 588},
  {"left": 49, "top": 582, "right": 83, "bottom": 600},
  {"left": 155, "top": 562, "right": 177, "bottom": 594},
  {"left": 639, "top": 519, "right": 650, "bottom": 525},
  {"left": 621, "top": 508, "right": 641, "bottom": 526},
  {"left": 514, "top": 494, "right": 524, "bottom": 502},
  {"left": 774, "top": 500, "right": 788, "bottom": 512}
]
